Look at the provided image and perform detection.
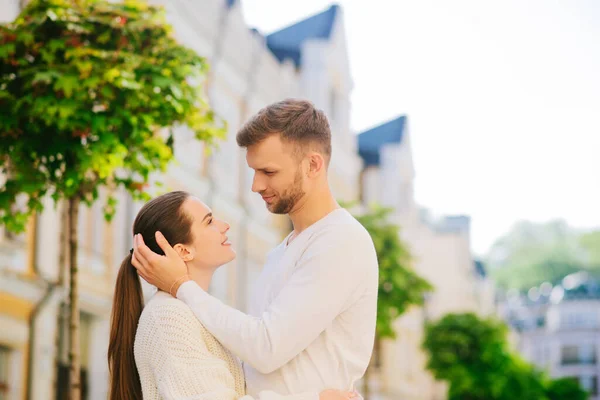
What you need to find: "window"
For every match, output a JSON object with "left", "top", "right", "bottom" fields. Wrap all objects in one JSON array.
[
  {"left": 0, "top": 346, "right": 9, "bottom": 400},
  {"left": 561, "top": 311, "right": 598, "bottom": 329},
  {"left": 561, "top": 344, "right": 597, "bottom": 365},
  {"left": 580, "top": 375, "right": 598, "bottom": 396},
  {"left": 561, "top": 345, "right": 579, "bottom": 365},
  {"left": 579, "top": 343, "right": 597, "bottom": 364}
]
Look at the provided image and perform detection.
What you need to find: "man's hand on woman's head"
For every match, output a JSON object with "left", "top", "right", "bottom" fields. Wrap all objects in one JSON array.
[{"left": 131, "top": 231, "right": 190, "bottom": 296}]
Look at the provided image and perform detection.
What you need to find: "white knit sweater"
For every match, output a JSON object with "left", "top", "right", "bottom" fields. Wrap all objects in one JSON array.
[{"left": 134, "top": 291, "right": 319, "bottom": 400}]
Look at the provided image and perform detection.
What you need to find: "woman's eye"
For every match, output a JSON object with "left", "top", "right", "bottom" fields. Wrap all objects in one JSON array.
[{"left": 208, "top": 218, "right": 213, "bottom": 224}]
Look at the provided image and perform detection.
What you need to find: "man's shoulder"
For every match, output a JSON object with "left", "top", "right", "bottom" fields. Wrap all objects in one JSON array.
[{"left": 314, "top": 209, "right": 373, "bottom": 245}]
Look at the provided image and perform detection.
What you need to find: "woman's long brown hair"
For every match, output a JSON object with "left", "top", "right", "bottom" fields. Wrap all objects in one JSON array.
[{"left": 108, "top": 191, "right": 194, "bottom": 400}]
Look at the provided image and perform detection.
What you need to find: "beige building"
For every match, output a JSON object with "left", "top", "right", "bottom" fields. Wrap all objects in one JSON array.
[
  {"left": 358, "top": 116, "right": 496, "bottom": 400},
  {"left": 0, "top": 1, "right": 360, "bottom": 399}
]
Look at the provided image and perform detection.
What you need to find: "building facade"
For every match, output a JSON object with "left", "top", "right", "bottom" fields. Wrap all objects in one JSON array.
[
  {"left": 501, "top": 273, "right": 600, "bottom": 399},
  {"left": 0, "top": 1, "right": 360, "bottom": 399},
  {"left": 358, "top": 116, "right": 495, "bottom": 400}
]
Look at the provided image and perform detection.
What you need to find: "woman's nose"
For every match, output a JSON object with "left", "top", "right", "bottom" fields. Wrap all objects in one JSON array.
[{"left": 222, "top": 221, "right": 230, "bottom": 233}]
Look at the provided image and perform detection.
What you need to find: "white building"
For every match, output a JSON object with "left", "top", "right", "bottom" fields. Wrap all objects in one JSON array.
[
  {"left": 357, "top": 116, "right": 495, "bottom": 400},
  {"left": 0, "top": 1, "right": 361, "bottom": 399},
  {"left": 502, "top": 273, "right": 600, "bottom": 399}
]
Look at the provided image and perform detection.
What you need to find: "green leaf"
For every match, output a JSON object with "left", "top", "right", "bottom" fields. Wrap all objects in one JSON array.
[
  {"left": 0, "top": 43, "right": 16, "bottom": 59},
  {"left": 33, "top": 71, "right": 61, "bottom": 84},
  {"left": 54, "top": 75, "right": 79, "bottom": 98},
  {"left": 48, "top": 39, "right": 67, "bottom": 52}
]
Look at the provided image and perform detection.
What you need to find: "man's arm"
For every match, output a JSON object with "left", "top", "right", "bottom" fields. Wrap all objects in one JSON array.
[
  {"left": 177, "top": 229, "right": 371, "bottom": 374},
  {"left": 132, "top": 228, "right": 374, "bottom": 374}
]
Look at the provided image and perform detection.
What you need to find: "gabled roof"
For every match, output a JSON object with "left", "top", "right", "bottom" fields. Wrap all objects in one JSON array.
[
  {"left": 357, "top": 116, "right": 407, "bottom": 166},
  {"left": 474, "top": 260, "right": 487, "bottom": 278},
  {"left": 266, "top": 4, "right": 339, "bottom": 67}
]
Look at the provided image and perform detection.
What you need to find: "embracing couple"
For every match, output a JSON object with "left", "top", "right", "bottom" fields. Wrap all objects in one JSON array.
[{"left": 108, "top": 99, "right": 379, "bottom": 400}]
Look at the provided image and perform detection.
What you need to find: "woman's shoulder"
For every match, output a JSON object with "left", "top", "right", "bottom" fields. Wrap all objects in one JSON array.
[
  {"left": 136, "top": 292, "right": 215, "bottom": 358},
  {"left": 142, "top": 291, "right": 204, "bottom": 331}
]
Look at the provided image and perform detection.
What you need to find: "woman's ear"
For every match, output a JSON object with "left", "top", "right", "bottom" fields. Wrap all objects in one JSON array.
[{"left": 173, "top": 244, "right": 194, "bottom": 262}]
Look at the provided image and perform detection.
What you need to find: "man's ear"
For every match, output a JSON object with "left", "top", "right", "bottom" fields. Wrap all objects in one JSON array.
[
  {"left": 306, "top": 152, "right": 325, "bottom": 177},
  {"left": 173, "top": 244, "right": 194, "bottom": 261}
]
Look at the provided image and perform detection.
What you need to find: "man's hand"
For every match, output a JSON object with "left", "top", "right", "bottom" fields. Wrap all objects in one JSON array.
[{"left": 131, "top": 232, "right": 190, "bottom": 295}]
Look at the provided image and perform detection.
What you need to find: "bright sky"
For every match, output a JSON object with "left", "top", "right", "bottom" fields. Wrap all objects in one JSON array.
[{"left": 240, "top": 0, "right": 600, "bottom": 255}]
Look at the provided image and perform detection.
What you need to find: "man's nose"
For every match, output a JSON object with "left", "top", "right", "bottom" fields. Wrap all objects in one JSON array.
[{"left": 251, "top": 174, "right": 266, "bottom": 193}]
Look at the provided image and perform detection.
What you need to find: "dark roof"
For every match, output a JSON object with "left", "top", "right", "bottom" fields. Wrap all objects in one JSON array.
[
  {"left": 357, "top": 116, "right": 407, "bottom": 166},
  {"left": 474, "top": 260, "right": 487, "bottom": 278},
  {"left": 266, "top": 4, "right": 339, "bottom": 67},
  {"left": 562, "top": 275, "right": 600, "bottom": 301}
]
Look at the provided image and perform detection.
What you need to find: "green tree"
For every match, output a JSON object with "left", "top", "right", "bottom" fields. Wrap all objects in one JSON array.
[
  {"left": 352, "top": 204, "right": 432, "bottom": 398},
  {"left": 580, "top": 230, "right": 600, "bottom": 268},
  {"left": 545, "top": 377, "right": 588, "bottom": 400},
  {"left": 422, "top": 313, "right": 548, "bottom": 400},
  {"left": 0, "top": 0, "right": 223, "bottom": 397},
  {"left": 487, "top": 220, "right": 599, "bottom": 290}
]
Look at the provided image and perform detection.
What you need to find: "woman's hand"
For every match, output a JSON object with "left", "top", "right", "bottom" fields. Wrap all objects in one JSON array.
[{"left": 319, "top": 389, "right": 360, "bottom": 400}]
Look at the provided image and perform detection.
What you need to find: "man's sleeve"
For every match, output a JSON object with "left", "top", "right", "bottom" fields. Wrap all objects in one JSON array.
[{"left": 177, "top": 228, "right": 371, "bottom": 374}]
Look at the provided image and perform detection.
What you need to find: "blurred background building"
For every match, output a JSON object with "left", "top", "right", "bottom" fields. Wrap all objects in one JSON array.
[
  {"left": 499, "top": 272, "right": 600, "bottom": 400},
  {"left": 357, "top": 117, "right": 495, "bottom": 399},
  {"left": 0, "top": 1, "right": 495, "bottom": 399}
]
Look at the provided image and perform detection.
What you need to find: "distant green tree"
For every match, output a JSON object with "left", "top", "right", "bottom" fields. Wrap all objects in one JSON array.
[
  {"left": 0, "top": 0, "right": 223, "bottom": 397},
  {"left": 487, "top": 220, "right": 599, "bottom": 290},
  {"left": 422, "top": 313, "right": 550, "bottom": 400},
  {"left": 580, "top": 230, "right": 600, "bottom": 268},
  {"left": 353, "top": 205, "right": 433, "bottom": 339},
  {"left": 350, "top": 204, "right": 432, "bottom": 398},
  {"left": 545, "top": 377, "right": 588, "bottom": 400}
]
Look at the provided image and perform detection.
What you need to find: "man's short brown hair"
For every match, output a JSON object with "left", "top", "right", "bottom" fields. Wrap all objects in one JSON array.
[{"left": 236, "top": 99, "right": 332, "bottom": 163}]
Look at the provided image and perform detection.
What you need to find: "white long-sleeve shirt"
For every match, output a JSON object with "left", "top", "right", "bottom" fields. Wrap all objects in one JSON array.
[
  {"left": 134, "top": 291, "right": 318, "bottom": 400},
  {"left": 177, "top": 208, "right": 379, "bottom": 397}
]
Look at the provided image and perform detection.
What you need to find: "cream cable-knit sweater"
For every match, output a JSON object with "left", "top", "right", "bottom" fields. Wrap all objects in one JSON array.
[{"left": 134, "top": 291, "right": 319, "bottom": 400}]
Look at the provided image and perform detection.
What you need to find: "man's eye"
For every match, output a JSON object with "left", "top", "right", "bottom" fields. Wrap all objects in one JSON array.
[
  {"left": 208, "top": 218, "right": 213, "bottom": 224},
  {"left": 264, "top": 171, "right": 275, "bottom": 176}
]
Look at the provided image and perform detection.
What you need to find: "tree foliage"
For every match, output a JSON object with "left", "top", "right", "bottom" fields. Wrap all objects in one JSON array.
[
  {"left": 0, "top": 0, "right": 224, "bottom": 230},
  {"left": 487, "top": 220, "right": 600, "bottom": 290},
  {"left": 422, "top": 312, "right": 588, "bottom": 400},
  {"left": 353, "top": 204, "right": 432, "bottom": 339},
  {"left": 0, "top": 0, "right": 223, "bottom": 396},
  {"left": 546, "top": 377, "right": 588, "bottom": 400}
]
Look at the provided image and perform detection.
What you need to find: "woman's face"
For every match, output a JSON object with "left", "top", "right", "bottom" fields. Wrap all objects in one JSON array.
[{"left": 179, "top": 197, "right": 235, "bottom": 269}]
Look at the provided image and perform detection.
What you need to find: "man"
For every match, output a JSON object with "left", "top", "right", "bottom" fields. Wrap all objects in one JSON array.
[{"left": 133, "top": 99, "right": 379, "bottom": 398}]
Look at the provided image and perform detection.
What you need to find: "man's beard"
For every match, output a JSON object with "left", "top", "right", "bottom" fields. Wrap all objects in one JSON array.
[{"left": 268, "top": 169, "right": 305, "bottom": 215}]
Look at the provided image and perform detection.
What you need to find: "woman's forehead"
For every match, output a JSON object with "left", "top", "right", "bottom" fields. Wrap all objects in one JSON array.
[{"left": 184, "top": 197, "right": 211, "bottom": 216}]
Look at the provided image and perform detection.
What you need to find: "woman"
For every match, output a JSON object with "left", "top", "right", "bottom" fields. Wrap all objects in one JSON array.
[{"left": 108, "top": 191, "right": 357, "bottom": 400}]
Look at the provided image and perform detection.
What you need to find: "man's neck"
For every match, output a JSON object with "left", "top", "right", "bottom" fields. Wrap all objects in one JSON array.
[{"left": 289, "top": 187, "right": 339, "bottom": 234}]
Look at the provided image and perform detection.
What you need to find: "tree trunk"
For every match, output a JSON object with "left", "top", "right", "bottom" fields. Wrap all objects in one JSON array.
[{"left": 67, "top": 196, "right": 80, "bottom": 400}]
